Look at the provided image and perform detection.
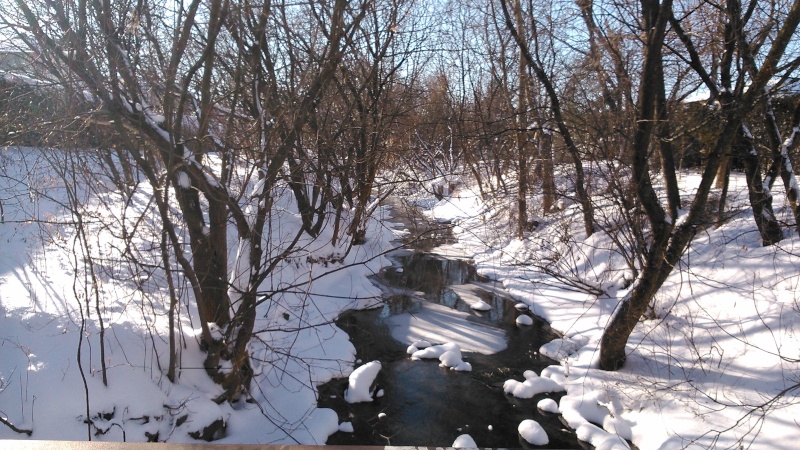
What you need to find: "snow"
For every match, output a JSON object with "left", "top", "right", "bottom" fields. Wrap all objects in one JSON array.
[
  {"left": 406, "top": 341, "right": 474, "bottom": 371},
  {"left": 344, "top": 361, "right": 381, "bottom": 403},
  {"left": 176, "top": 171, "right": 190, "bottom": 189},
  {"left": 416, "top": 171, "right": 800, "bottom": 449},
  {"left": 537, "top": 398, "right": 559, "bottom": 413},
  {"left": 337, "top": 422, "right": 354, "bottom": 433},
  {"left": 539, "top": 337, "right": 585, "bottom": 360},
  {"left": 515, "top": 314, "right": 533, "bottom": 326},
  {"left": 439, "top": 349, "right": 462, "bottom": 366},
  {"left": 4, "top": 143, "right": 800, "bottom": 449},
  {"left": 503, "top": 370, "right": 565, "bottom": 398},
  {"left": 452, "top": 433, "right": 477, "bottom": 448},
  {"left": 470, "top": 299, "right": 491, "bottom": 311},
  {"left": 518, "top": 419, "right": 548, "bottom": 445},
  {"left": 385, "top": 301, "right": 507, "bottom": 354},
  {"left": 448, "top": 284, "right": 491, "bottom": 310},
  {"left": 406, "top": 339, "right": 432, "bottom": 354},
  {"left": 576, "top": 423, "right": 630, "bottom": 450},
  {"left": 0, "top": 148, "right": 392, "bottom": 445},
  {"left": 438, "top": 347, "right": 472, "bottom": 371},
  {"left": 410, "top": 341, "right": 457, "bottom": 359}
]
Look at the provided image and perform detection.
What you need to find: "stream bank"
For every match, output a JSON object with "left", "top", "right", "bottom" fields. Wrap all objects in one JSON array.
[{"left": 317, "top": 203, "right": 582, "bottom": 448}]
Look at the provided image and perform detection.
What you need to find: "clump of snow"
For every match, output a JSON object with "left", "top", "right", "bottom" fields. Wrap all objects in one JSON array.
[
  {"left": 406, "top": 339, "right": 432, "bottom": 354},
  {"left": 183, "top": 396, "right": 226, "bottom": 439},
  {"left": 377, "top": 412, "right": 387, "bottom": 419},
  {"left": 411, "top": 341, "right": 458, "bottom": 359},
  {"left": 560, "top": 389, "right": 618, "bottom": 431},
  {"left": 558, "top": 388, "right": 636, "bottom": 449},
  {"left": 539, "top": 337, "right": 586, "bottom": 360},
  {"left": 344, "top": 361, "right": 381, "bottom": 403},
  {"left": 438, "top": 346, "right": 472, "bottom": 371},
  {"left": 470, "top": 299, "right": 491, "bottom": 311},
  {"left": 452, "top": 433, "right": 478, "bottom": 448},
  {"left": 540, "top": 365, "right": 568, "bottom": 384},
  {"left": 503, "top": 370, "right": 565, "bottom": 398},
  {"left": 516, "top": 314, "right": 533, "bottom": 326},
  {"left": 408, "top": 341, "right": 472, "bottom": 372},
  {"left": 576, "top": 423, "right": 630, "bottom": 450},
  {"left": 337, "top": 422, "right": 354, "bottom": 433},
  {"left": 448, "top": 284, "right": 492, "bottom": 311},
  {"left": 514, "top": 302, "right": 529, "bottom": 311},
  {"left": 518, "top": 419, "right": 549, "bottom": 445},
  {"left": 176, "top": 170, "right": 191, "bottom": 188},
  {"left": 538, "top": 398, "right": 560, "bottom": 414},
  {"left": 439, "top": 349, "right": 462, "bottom": 366},
  {"left": 409, "top": 342, "right": 472, "bottom": 371}
]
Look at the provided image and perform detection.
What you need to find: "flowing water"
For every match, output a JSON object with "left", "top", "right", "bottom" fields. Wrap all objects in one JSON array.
[{"left": 317, "top": 204, "right": 582, "bottom": 448}]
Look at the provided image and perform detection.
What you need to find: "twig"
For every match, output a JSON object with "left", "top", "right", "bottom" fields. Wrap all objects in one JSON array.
[{"left": 0, "top": 416, "right": 32, "bottom": 436}]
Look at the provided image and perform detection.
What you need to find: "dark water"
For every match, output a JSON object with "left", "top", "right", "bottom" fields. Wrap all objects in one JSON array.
[{"left": 318, "top": 203, "right": 582, "bottom": 448}]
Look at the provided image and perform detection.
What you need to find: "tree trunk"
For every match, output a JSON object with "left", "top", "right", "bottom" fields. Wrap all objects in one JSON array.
[
  {"left": 765, "top": 99, "right": 800, "bottom": 236},
  {"left": 173, "top": 181, "right": 232, "bottom": 327},
  {"left": 655, "top": 56, "right": 681, "bottom": 219},
  {"left": 515, "top": 0, "right": 529, "bottom": 239},
  {"left": 600, "top": 243, "right": 674, "bottom": 369},
  {"left": 540, "top": 127, "right": 557, "bottom": 213},
  {"left": 715, "top": 155, "right": 730, "bottom": 189},
  {"left": 734, "top": 124, "right": 783, "bottom": 245},
  {"left": 716, "top": 157, "right": 731, "bottom": 226},
  {"left": 600, "top": 116, "right": 741, "bottom": 369},
  {"left": 600, "top": 0, "right": 675, "bottom": 370}
]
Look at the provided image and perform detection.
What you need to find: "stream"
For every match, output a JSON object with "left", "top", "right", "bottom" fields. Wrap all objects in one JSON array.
[{"left": 317, "top": 203, "right": 582, "bottom": 448}]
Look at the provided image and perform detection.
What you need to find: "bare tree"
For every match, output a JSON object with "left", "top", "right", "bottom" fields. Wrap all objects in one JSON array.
[
  {"left": 2, "top": 0, "right": 389, "bottom": 402},
  {"left": 600, "top": 0, "right": 800, "bottom": 370},
  {"left": 499, "top": 0, "right": 596, "bottom": 238}
]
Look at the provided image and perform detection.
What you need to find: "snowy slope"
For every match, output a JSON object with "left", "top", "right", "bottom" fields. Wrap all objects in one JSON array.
[
  {"left": 0, "top": 147, "right": 396, "bottom": 443},
  {"left": 421, "top": 170, "right": 800, "bottom": 449},
  {"left": 3, "top": 145, "right": 800, "bottom": 448}
]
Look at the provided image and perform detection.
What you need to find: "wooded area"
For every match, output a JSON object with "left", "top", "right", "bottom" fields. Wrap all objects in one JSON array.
[{"left": 1, "top": 0, "right": 800, "bottom": 419}]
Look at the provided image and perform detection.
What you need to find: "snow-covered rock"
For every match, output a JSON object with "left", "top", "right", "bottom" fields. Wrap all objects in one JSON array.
[
  {"left": 503, "top": 370, "right": 565, "bottom": 398},
  {"left": 537, "top": 398, "right": 560, "bottom": 414},
  {"left": 439, "top": 349, "right": 463, "bottom": 367},
  {"left": 406, "top": 339, "right": 432, "bottom": 354},
  {"left": 518, "top": 419, "right": 549, "bottom": 445},
  {"left": 410, "top": 342, "right": 474, "bottom": 371},
  {"left": 539, "top": 337, "right": 585, "bottom": 360},
  {"left": 452, "top": 433, "right": 478, "bottom": 448},
  {"left": 344, "top": 361, "right": 381, "bottom": 403},
  {"left": 470, "top": 299, "right": 492, "bottom": 311},
  {"left": 411, "top": 341, "right": 458, "bottom": 360},
  {"left": 516, "top": 314, "right": 533, "bottom": 326}
]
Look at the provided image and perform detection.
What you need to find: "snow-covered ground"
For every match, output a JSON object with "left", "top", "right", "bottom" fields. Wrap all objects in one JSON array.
[
  {"left": 0, "top": 147, "right": 396, "bottom": 444},
  {"left": 2, "top": 145, "right": 800, "bottom": 449},
  {"left": 419, "top": 170, "right": 800, "bottom": 449}
]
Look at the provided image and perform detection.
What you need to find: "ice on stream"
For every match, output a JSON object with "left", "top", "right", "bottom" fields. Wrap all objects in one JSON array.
[{"left": 385, "top": 301, "right": 507, "bottom": 354}]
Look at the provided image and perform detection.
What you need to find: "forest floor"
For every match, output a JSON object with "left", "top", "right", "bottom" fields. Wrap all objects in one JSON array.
[
  {"left": 408, "top": 169, "right": 800, "bottom": 449},
  {"left": 1, "top": 147, "right": 799, "bottom": 449}
]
